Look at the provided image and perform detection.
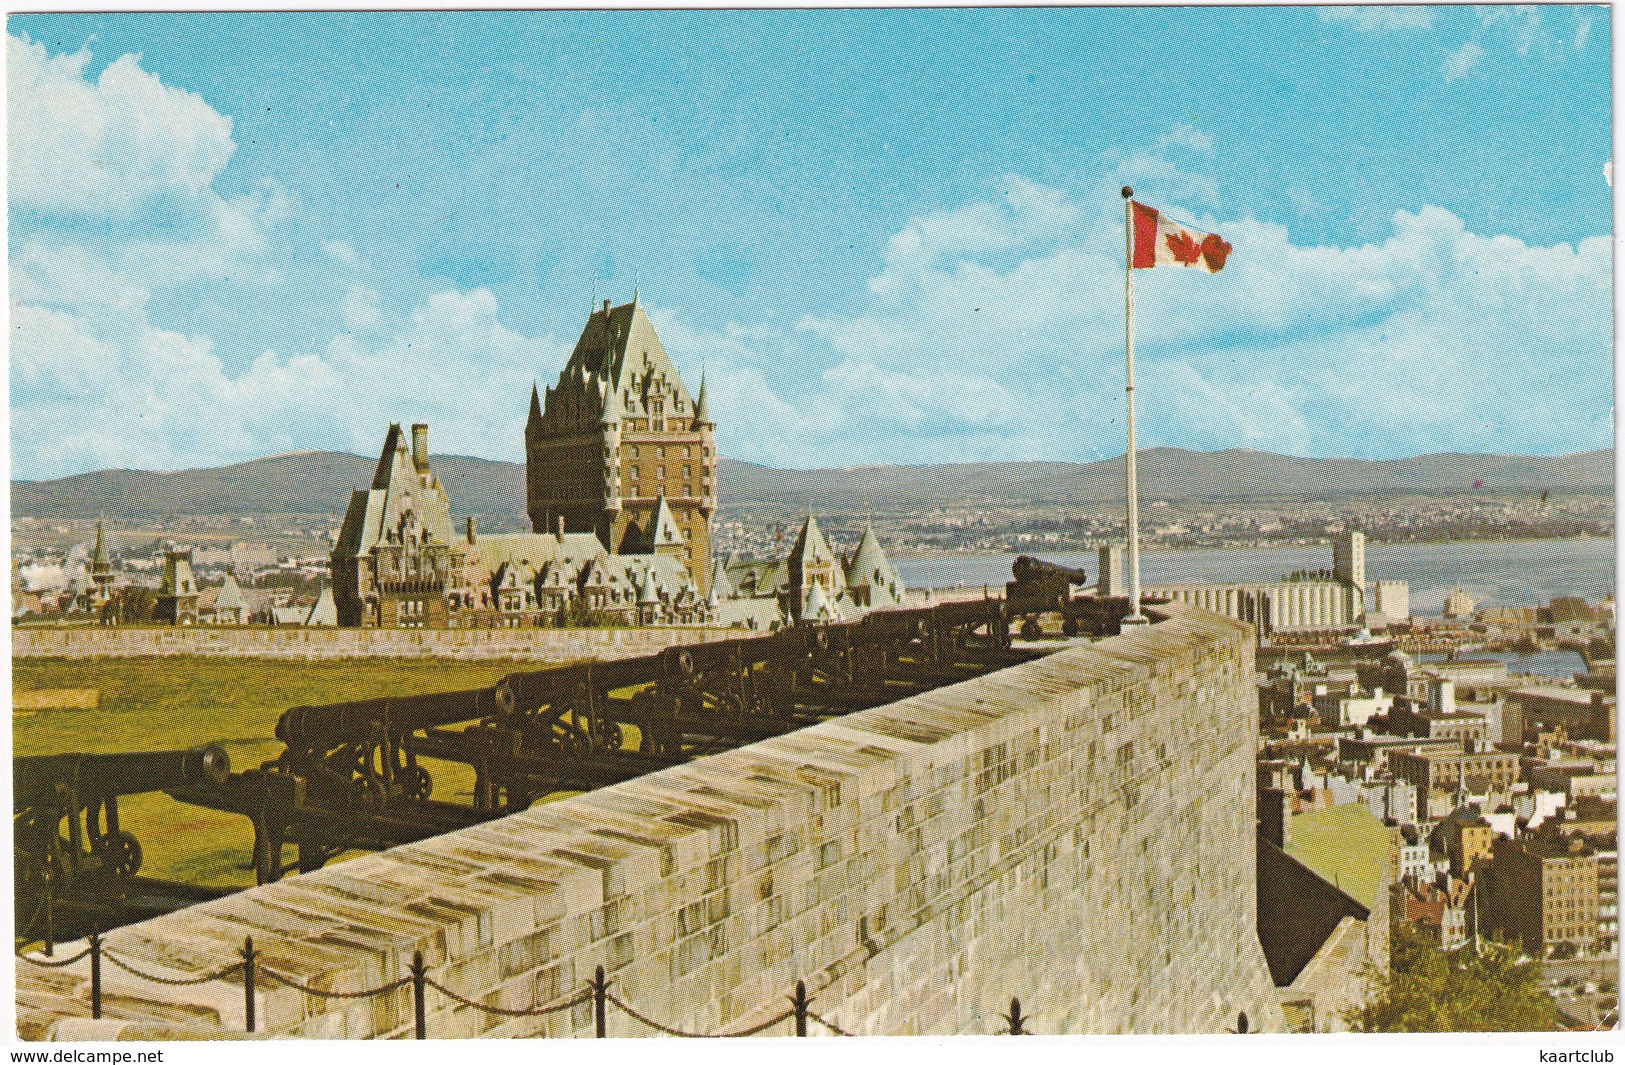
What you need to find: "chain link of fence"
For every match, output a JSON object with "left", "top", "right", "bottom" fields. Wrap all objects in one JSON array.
[{"left": 20, "top": 934, "right": 1094, "bottom": 1038}]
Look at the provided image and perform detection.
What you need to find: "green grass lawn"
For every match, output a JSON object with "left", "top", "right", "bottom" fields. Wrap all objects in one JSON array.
[
  {"left": 1285, "top": 803, "right": 1391, "bottom": 908},
  {"left": 13, "top": 657, "right": 538, "bottom": 888}
]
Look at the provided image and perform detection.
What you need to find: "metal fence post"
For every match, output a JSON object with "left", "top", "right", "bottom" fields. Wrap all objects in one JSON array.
[
  {"left": 592, "top": 965, "right": 607, "bottom": 1038},
  {"left": 89, "top": 933, "right": 102, "bottom": 1020},
  {"left": 241, "top": 936, "right": 257, "bottom": 1034},
  {"left": 411, "top": 950, "right": 426, "bottom": 1040},
  {"left": 792, "top": 980, "right": 808, "bottom": 1037}
]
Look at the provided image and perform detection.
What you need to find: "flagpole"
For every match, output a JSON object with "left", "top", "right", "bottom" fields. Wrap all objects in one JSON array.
[{"left": 1122, "top": 186, "right": 1145, "bottom": 624}]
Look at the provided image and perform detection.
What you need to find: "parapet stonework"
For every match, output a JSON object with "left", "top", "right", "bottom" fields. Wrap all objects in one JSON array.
[
  {"left": 11, "top": 626, "right": 733, "bottom": 662},
  {"left": 18, "top": 603, "right": 1282, "bottom": 1038}
]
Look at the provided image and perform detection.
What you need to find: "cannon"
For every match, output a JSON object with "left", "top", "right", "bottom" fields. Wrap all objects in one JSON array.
[
  {"left": 14, "top": 744, "right": 230, "bottom": 884},
  {"left": 1005, "top": 555, "right": 1148, "bottom": 639},
  {"left": 1007, "top": 556, "right": 1090, "bottom": 638},
  {"left": 170, "top": 599, "right": 1035, "bottom": 888},
  {"left": 14, "top": 745, "right": 230, "bottom": 943}
]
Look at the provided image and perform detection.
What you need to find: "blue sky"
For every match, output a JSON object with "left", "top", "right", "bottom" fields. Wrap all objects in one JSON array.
[{"left": 8, "top": 7, "right": 1613, "bottom": 480}]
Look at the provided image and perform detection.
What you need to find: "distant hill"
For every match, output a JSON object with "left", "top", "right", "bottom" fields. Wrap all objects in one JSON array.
[
  {"left": 11, "top": 451, "right": 525, "bottom": 522},
  {"left": 719, "top": 448, "right": 1615, "bottom": 509},
  {"left": 12, "top": 447, "right": 1614, "bottom": 521}
]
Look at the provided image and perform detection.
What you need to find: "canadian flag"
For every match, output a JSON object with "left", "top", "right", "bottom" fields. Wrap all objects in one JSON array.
[{"left": 1130, "top": 201, "right": 1232, "bottom": 272}]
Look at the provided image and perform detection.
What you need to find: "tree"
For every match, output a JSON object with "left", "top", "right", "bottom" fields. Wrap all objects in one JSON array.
[
  {"left": 113, "top": 586, "right": 159, "bottom": 624},
  {"left": 1345, "top": 927, "right": 1563, "bottom": 1032}
]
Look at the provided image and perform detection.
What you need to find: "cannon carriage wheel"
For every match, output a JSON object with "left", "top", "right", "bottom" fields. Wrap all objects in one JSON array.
[{"left": 92, "top": 830, "right": 143, "bottom": 877}]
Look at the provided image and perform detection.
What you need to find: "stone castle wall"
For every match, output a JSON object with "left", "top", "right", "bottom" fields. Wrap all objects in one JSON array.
[
  {"left": 18, "top": 604, "right": 1282, "bottom": 1039},
  {"left": 12, "top": 626, "right": 735, "bottom": 663}
]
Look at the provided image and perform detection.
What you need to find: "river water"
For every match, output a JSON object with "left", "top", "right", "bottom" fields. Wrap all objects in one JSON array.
[{"left": 893, "top": 537, "right": 1616, "bottom": 617}]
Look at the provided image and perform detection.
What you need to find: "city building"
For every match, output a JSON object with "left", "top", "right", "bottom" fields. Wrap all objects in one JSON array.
[
  {"left": 1384, "top": 682, "right": 1491, "bottom": 745},
  {"left": 1442, "top": 586, "right": 1477, "bottom": 619},
  {"left": 1484, "top": 828, "right": 1600, "bottom": 956},
  {"left": 525, "top": 297, "right": 715, "bottom": 595},
  {"left": 1143, "top": 531, "right": 1382, "bottom": 634},
  {"left": 1433, "top": 806, "right": 1495, "bottom": 878},
  {"left": 200, "top": 574, "right": 246, "bottom": 625},
  {"left": 1390, "top": 873, "right": 1473, "bottom": 951},
  {"left": 1510, "top": 685, "right": 1616, "bottom": 743},
  {"left": 1372, "top": 579, "right": 1410, "bottom": 625},
  {"left": 722, "top": 515, "right": 907, "bottom": 626},
  {"left": 331, "top": 423, "right": 468, "bottom": 628},
  {"left": 153, "top": 545, "right": 199, "bottom": 625},
  {"left": 1333, "top": 530, "right": 1366, "bottom": 596},
  {"left": 1388, "top": 745, "right": 1520, "bottom": 795}
]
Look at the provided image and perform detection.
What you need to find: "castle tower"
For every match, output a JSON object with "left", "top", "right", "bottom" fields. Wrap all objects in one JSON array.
[
  {"left": 526, "top": 297, "right": 715, "bottom": 594},
  {"left": 331, "top": 423, "right": 465, "bottom": 628},
  {"left": 154, "top": 543, "right": 199, "bottom": 625}
]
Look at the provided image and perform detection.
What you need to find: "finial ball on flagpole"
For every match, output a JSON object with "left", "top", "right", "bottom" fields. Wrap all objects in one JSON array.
[{"left": 1121, "top": 186, "right": 1133, "bottom": 199}]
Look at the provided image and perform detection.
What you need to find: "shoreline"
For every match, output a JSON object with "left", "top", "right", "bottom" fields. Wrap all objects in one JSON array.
[{"left": 890, "top": 533, "right": 1616, "bottom": 561}]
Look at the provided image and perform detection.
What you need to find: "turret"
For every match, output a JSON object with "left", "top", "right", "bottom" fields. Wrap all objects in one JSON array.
[
  {"left": 92, "top": 520, "right": 109, "bottom": 569},
  {"left": 693, "top": 373, "right": 713, "bottom": 429}
]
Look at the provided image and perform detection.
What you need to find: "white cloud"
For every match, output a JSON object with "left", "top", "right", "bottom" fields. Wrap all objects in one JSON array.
[
  {"left": 6, "top": 31, "right": 1611, "bottom": 479},
  {"left": 1478, "top": 5, "right": 1544, "bottom": 55},
  {"left": 752, "top": 181, "right": 1611, "bottom": 465},
  {"left": 867, "top": 175, "right": 1081, "bottom": 301},
  {"left": 1320, "top": 6, "right": 1436, "bottom": 32},
  {"left": 1574, "top": 13, "right": 1592, "bottom": 50},
  {"left": 1287, "top": 185, "right": 1323, "bottom": 216},
  {"left": 10, "top": 286, "right": 570, "bottom": 480},
  {"left": 1157, "top": 124, "right": 1213, "bottom": 154},
  {"left": 7, "top": 34, "right": 235, "bottom": 215},
  {"left": 1443, "top": 41, "right": 1486, "bottom": 82}
]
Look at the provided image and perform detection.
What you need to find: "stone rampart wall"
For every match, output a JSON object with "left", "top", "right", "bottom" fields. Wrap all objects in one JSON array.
[
  {"left": 18, "top": 603, "right": 1281, "bottom": 1039},
  {"left": 12, "top": 626, "right": 735, "bottom": 663}
]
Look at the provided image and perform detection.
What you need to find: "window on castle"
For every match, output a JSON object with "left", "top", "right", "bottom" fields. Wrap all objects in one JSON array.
[
  {"left": 683, "top": 446, "right": 692, "bottom": 458},
  {"left": 683, "top": 465, "right": 692, "bottom": 478},
  {"left": 658, "top": 466, "right": 666, "bottom": 479},
  {"left": 657, "top": 447, "right": 665, "bottom": 458},
  {"left": 629, "top": 445, "right": 639, "bottom": 458},
  {"left": 630, "top": 466, "right": 639, "bottom": 480}
]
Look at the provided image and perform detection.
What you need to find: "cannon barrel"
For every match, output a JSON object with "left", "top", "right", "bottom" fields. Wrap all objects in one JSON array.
[
  {"left": 14, "top": 743, "right": 231, "bottom": 811},
  {"left": 497, "top": 654, "right": 669, "bottom": 714},
  {"left": 277, "top": 689, "right": 500, "bottom": 752},
  {"left": 1011, "top": 555, "right": 1089, "bottom": 585}
]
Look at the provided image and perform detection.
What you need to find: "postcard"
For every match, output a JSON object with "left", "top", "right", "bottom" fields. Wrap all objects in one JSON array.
[{"left": 7, "top": 5, "right": 1615, "bottom": 1049}]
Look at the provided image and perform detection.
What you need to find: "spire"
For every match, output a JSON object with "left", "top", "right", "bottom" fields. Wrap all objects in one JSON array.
[
  {"left": 528, "top": 383, "right": 543, "bottom": 427},
  {"left": 92, "top": 520, "right": 109, "bottom": 568},
  {"left": 600, "top": 375, "right": 622, "bottom": 424},
  {"left": 639, "top": 566, "right": 661, "bottom": 605},
  {"left": 693, "top": 372, "right": 712, "bottom": 428},
  {"left": 805, "top": 579, "right": 829, "bottom": 620}
]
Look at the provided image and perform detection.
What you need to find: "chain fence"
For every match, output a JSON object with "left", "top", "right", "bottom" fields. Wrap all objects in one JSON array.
[
  {"left": 19, "top": 935, "right": 1258, "bottom": 1038},
  {"left": 18, "top": 938, "right": 889, "bottom": 1037}
]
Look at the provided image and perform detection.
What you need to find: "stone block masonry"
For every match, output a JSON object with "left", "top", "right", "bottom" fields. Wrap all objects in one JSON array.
[
  {"left": 12, "top": 626, "right": 735, "bottom": 663},
  {"left": 18, "top": 602, "right": 1282, "bottom": 1038}
]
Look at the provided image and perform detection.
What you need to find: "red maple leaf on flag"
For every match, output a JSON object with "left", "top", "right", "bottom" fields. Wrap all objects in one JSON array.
[
  {"left": 1201, "top": 233, "right": 1233, "bottom": 271},
  {"left": 1164, "top": 229, "right": 1203, "bottom": 265}
]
